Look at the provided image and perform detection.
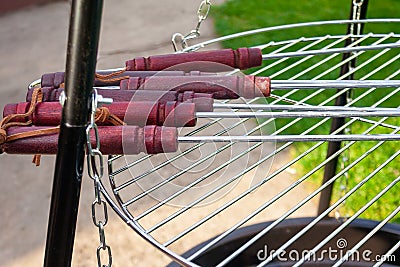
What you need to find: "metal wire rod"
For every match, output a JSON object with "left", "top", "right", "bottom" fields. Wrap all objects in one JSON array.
[
  {"left": 213, "top": 103, "right": 399, "bottom": 112},
  {"left": 196, "top": 110, "right": 400, "bottom": 119},
  {"left": 270, "top": 80, "right": 400, "bottom": 89},
  {"left": 178, "top": 134, "right": 400, "bottom": 143}
]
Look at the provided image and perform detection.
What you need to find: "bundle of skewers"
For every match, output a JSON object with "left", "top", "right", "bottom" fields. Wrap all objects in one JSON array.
[{"left": 1, "top": 47, "right": 400, "bottom": 156}]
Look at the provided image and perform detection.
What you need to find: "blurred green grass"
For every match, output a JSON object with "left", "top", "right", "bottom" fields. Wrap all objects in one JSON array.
[{"left": 212, "top": 0, "right": 400, "bottom": 223}]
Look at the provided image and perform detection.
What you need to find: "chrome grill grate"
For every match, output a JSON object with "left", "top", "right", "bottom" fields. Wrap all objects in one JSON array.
[{"left": 103, "top": 19, "right": 400, "bottom": 266}]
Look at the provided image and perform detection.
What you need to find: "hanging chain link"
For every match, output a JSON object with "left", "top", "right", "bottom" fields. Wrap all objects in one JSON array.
[
  {"left": 172, "top": 0, "right": 211, "bottom": 51},
  {"left": 335, "top": 0, "right": 364, "bottom": 220},
  {"left": 86, "top": 89, "right": 112, "bottom": 267}
]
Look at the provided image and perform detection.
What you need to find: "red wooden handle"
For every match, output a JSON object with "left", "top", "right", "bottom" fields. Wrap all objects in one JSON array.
[
  {"left": 120, "top": 75, "right": 271, "bottom": 99},
  {"left": 1, "top": 126, "right": 178, "bottom": 155},
  {"left": 4, "top": 101, "right": 197, "bottom": 127},
  {"left": 41, "top": 70, "right": 215, "bottom": 88},
  {"left": 125, "top": 48, "right": 262, "bottom": 71},
  {"left": 26, "top": 88, "right": 213, "bottom": 112}
]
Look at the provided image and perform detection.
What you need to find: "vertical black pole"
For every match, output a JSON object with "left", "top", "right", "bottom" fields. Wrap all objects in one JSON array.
[
  {"left": 43, "top": 0, "right": 103, "bottom": 266},
  {"left": 318, "top": 0, "right": 369, "bottom": 215}
]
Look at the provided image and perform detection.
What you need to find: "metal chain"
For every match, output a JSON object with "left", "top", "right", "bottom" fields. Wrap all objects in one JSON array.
[
  {"left": 335, "top": 0, "right": 364, "bottom": 220},
  {"left": 172, "top": 0, "right": 211, "bottom": 51},
  {"left": 86, "top": 89, "right": 112, "bottom": 267}
]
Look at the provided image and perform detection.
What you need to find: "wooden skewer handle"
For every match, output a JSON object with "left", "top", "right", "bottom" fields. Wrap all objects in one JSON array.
[
  {"left": 1, "top": 126, "right": 178, "bottom": 155},
  {"left": 26, "top": 88, "right": 213, "bottom": 112},
  {"left": 125, "top": 48, "right": 262, "bottom": 71},
  {"left": 120, "top": 75, "right": 271, "bottom": 99},
  {"left": 40, "top": 70, "right": 214, "bottom": 88},
  {"left": 4, "top": 101, "right": 197, "bottom": 127}
]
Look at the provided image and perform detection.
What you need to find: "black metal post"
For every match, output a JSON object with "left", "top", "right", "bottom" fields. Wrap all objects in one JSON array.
[
  {"left": 318, "top": 0, "right": 369, "bottom": 215},
  {"left": 43, "top": 0, "right": 103, "bottom": 266}
]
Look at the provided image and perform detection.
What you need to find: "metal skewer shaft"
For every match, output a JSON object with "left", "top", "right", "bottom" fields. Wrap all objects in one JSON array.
[
  {"left": 212, "top": 103, "right": 399, "bottom": 112},
  {"left": 270, "top": 80, "right": 400, "bottom": 89},
  {"left": 90, "top": 79, "right": 400, "bottom": 91},
  {"left": 196, "top": 110, "right": 400, "bottom": 119},
  {"left": 178, "top": 134, "right": 400, "bottom": 143},
  {"left": 262, "top": 42, "right": 400, "bottom": 60}
]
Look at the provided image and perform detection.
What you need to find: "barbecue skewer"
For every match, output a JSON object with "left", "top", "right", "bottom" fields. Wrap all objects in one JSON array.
[
  {"left": 2, "top": 126, "right": 399, "bottom": 155},
  {"left": 5, "top": 100, "right": 398, "bottom": 128},
  {"left": 28, "top": 76, "right": 400, "bottom": 102},
  {"left": 119, "top": 76, "right": 400, "bottom": 90},
  {"left": 118, "top": 76, "right": 400, "bottom": 99}
]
